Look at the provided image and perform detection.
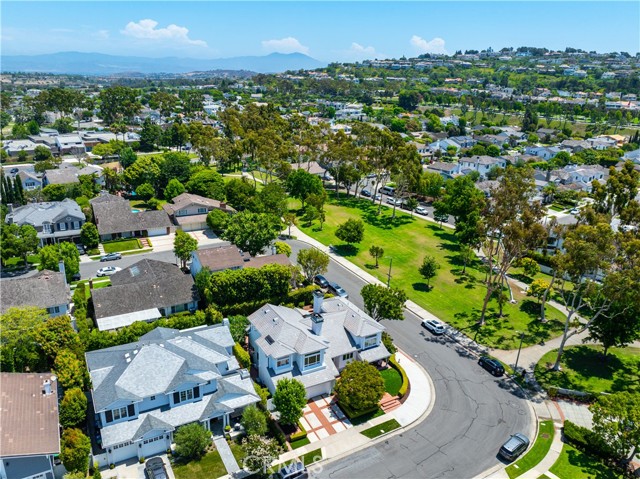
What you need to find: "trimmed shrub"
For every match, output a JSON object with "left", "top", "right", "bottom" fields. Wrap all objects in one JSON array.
[
  {"left": 233, "top": 343, "right": 251, "bottom": 368},
  {"left": 563, "top": 420, "right": 615, "bottom": 461},
  {"left": 289, "top": 421, "right": 307, "bottom": 442},
  {"left": 389, "top": 355, "right": 409, "bottom": 399}
]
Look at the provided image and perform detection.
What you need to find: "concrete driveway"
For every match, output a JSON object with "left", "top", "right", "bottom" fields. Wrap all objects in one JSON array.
[{"left": 102, "top": 454, "right": 175, "bottom": 479}]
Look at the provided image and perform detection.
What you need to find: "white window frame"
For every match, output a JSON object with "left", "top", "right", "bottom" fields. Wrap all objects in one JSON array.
[
  {"left": 304, "top": 352, "right": 321, "bottom": 368},
  {"left": 179, "top": 389, "right": 194, "bottom": 403},
  {"left": 342, "top": 352, "right": 354, "bottom": 361},
  {"left": 197, "top": 207, "right": 207, "bottom": 214},
  {"left": 276, "top": 357, "right": 290, "bottom": 368},
  {"left": 112, "top": 406, "right": 128, "bottom": 421},
  {"left": 364, "top": 335, "right": 377, "bottom": 349},
  {"left": 59, "top": 223, "right": 67, "bottom": 231}
]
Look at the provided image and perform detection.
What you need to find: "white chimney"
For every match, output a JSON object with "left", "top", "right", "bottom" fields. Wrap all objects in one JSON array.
[
  {"left": 58, "top": 260, "right": 67, "bottom": 285},
  {"left": 313, "top": 290, "right": 324, "bottom": 315}
]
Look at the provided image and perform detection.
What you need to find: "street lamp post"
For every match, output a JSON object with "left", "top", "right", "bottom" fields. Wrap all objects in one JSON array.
[
  {"left": 514, "top": 332, "right": 525, "bottom": 373},
  {"left": 387, "top": 257, "right": 393, "bottom": 287}
]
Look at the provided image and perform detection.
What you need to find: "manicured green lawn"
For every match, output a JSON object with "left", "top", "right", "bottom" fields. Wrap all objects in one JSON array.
[
  {"left": 549, "top": 444, "right": 621, "bottom": 479},
  {"left": 229, "top": 441, "right": 246, "bottom": 466},
  {"left": 360, "top": 419, "right": 401, "bottom": 439},
  {"left": 506, "top": 421, "right": 555, "bottom": 478},
  {"left": 290, "top": 437, "right": 311, "bottom": 449},
  {"left": 3, "top": 255, "right": 39, "bottom": 267},
  {"left": 296, "top": 195, "right": 566, "bottom": 349},
  {"left": 535, "top": 346, "right": 640, "bottom": 394},
  {"left": 380, "top": 367, "right": 402, "bottom": 396},
  {"left": 300, "top": 448, "right": 323, "bottom": 466},
  {"left": 172, "top": 450, "right": 228, "bottom": 479},
  {"left": 102, "top": 239, "right": 141, "bottom": 253},
  {"left": 129, "top": 198, "right": 168, "bottom": 210}
]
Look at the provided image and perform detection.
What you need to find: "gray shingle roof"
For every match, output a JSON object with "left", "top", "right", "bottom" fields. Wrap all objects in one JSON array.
[
  {"left": 162, "top": 192, "right": 235, "bottom": 216},
  {"left": 92, "top": 259, "right": 199, "bottom": 326},
  {"left": 0, "top": 270, "right": 70, "bottom": 314},
  {"left": 90, "top": 193, "right": 171, "bottom": 235},
  {"left": 5, "top": 199, "right": 84, "bottom": 229},
  {"left": 44, "top": 167, "right": 80, "bottom": 185}
]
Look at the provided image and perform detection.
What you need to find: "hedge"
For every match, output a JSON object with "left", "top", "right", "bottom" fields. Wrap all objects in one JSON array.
[
  {"left": 218, "top": 285, "right": 320, "bottom": 316},
  {"left": 562, "top": 420, "right": 614, "bottom": 461},
  {"left": 289, "top": 421, "right": 307, "bottom": 442},
  {"left": 389, "top": 354, "right": 409, "bottom": 399},
  {"left": 233, "top": 343, "right": 251, "bottom": 369},
  {"left": 267, "top": 417, "right": 287, "bottom": 447},
  {"left": 339, "top": 401, "right": 380, "bottom": 420}
]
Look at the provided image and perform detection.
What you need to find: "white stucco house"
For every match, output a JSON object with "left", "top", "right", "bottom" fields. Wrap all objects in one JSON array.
[
  {"left": 86, "top": 324, "right": 259, "bottom": 466},
  {"left": 248, "top": 291, "right": 390, "bottom": 399}
]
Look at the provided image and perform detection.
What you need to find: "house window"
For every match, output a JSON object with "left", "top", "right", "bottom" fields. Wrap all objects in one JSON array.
[
  {"left": 364, "top": 335, "right": 377, "bottom": 348},
  {"left": 113, "top": 441, "right": 132, "bottom": 449},
  {"left": 304, "top": 352, "right": 321, "bottom": 368},
  {"left": 342, "top": 352, "right": 354, "bottom": 361},
  {"left": 143, "top": 435, "right": 163, "bottom": 444},
  {"left": 276, "top": 357, "right": 290, "bottom": 368},
  {"left": 179, "top": 389, "right": 194, "bottom": 403},
  {"left": 48, "top": 306, "right": 61, "bottom": 314},
  {"left": 59, "top": 223, "right": 67, "bottom": 231},
  {"left": 43, "top": 223, "right": 52, "bottom": 234},
  {"left": 150, "top": 396, "right": 156, "bottom": 401},
  {"left": 197, "top": 207, "right": 207, "bottom": 213},
  {"left": 112, "top": 406, "right": 128, "bottom": 421}
]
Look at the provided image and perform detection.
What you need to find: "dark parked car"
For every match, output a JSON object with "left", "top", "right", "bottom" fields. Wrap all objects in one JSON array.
[
  {"left": 144, "top": 457, "right": 168, "bottom": 479},
  {"left": 478, "top": 356, "right": 505, "bottom": 376},
  {"left": 314, "top": 274, "right": 329, "bottom": 288},
  {"left": 71, "top": 273, "right": 81, "bottom": 282},
  {"left": 360, "top": 189, "right": 372, "bottom": 197},
  {"left": 76, "top": 243, "right": 86, "bottom": 255},
  {"left": 499, "top": 433, "right": 530, "bottom": 461},
  {"left": 100, "top": 252, "right": 122, "bottom": 262},
  {"left": 10, "top": 168, "right": 19, "bottom": 174},
  {"left": 328, "top": 281, "right": 348, "bottom": 299}
]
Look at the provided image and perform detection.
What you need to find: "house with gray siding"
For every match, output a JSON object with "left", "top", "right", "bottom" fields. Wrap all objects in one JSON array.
[
  {"left": 86, "top": 324, "right": 259, "bottom": 466},
  {"left": 5, "top": 199, "right": 85, "bottom": 246},
  {"left": 248, "top": 291, "right": 390, "bottom": 398}
]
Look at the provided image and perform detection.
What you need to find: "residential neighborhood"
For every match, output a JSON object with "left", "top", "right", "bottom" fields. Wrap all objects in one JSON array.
[{"left": 1, "top": 4, "right": 640, "bottom": 479}]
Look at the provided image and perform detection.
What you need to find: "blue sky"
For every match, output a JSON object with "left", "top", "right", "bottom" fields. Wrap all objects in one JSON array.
[{"left": 2, "top": 2, "right": 638, "bottom": 61}]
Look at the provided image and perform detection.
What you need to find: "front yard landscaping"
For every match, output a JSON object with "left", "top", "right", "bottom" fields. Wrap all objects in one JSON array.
[
  {"left": 535, "top": 346, "right": 640, "bottom": 395},
  {"left": 506, "top": 421, "right": 555, "bottom": 479},
  {"left": 295, "top": 194, "right": 566, "bottom": 349},
  {"left": 300, "top": 448, "right": 323, "bottom": 466},
  {"left": 172, "top": 449, "right": 229, "bottom": 479},
  {"left": 380, "top": 367, "right": 402, "bottom": 396},
  {"left": 360, "top": 419, "right": 401, "bottom": 439},
  {"left": 548, "top": 444, "right": 622, "bottom": 479},
  {"left": 102, "top": 238, "right": 142, "bottom": 253}
]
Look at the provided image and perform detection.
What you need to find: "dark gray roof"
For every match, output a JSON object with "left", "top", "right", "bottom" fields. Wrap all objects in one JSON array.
[
  {"left": 86, "top": 324, "right": 245, "bottom": 412},
  {"left": 0, "top": 270, "right": 70, "bottom": 314},
  {"left": 44, "top": 167, "right": 79, "bottom": 185},
  {"left": 1, "top": 455, "right": 53, "bottom": 479},
  {"left": 5, "top": 199, "right": 84, "bottom": 228},
  {"left": 90, "top": 193, "right": 171, "bottom": 235},
  {"left": 91, "top": 259, "right": 198, "bottom": 322}
]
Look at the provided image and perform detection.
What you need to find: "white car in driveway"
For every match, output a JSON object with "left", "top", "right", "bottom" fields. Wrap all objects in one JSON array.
[{"left": 96, "top": 266, "right": 122, "bottom": 277}]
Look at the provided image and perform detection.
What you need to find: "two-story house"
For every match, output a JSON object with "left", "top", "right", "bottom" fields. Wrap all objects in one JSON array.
[
  {"left": 5, "top": 199, "right": 85, "bottom": 246},
  {"left": 0, "top": 373, "right": 61, "bottom": 479},
  {"left": 162, "top": 193, "right": 236, "bottom": 232},
  {"left": 55, "top": 134, "right": 85, "bottom": 156},
  {"left": 458, "top": 155, "right": 507, "bottom": 177},
  {"left": 86, "top": 324, "right": 259, "bottom": 466},
  {"left": 91, "top": 259, "right": 199, "bottom": 331},
  {"left": 0, "top": 269, "right": 70, "bottom": 317},
  {"left": 248, "top": 291, "right": 390, "bottom": 398},
  {"left": 424, "top": 161, "right": 460, "bottom": 180}
]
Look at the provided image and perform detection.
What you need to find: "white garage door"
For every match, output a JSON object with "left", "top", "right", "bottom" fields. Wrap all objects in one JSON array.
[
  {"left": 181, "top": 222, "right": 206, "bottom": 232},
  {"left": 110, "top": 441, "right": 137, "bottom": 464},
  {"left": 147, "top": 228, "right": 168, "bottom": 237},
  {"left": 305, "top": 381, "right": 333, "bottom": 400},
  {"left": 140, "top": 434, "right": 168, "bottom": 458}
]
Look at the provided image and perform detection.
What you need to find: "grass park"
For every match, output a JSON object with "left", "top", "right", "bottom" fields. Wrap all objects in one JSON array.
[
  {"left": 506, "top": 421, "right": 554, "bottom": 479},
  {"left": 294, "top": 194, "right": 566, "bottom": 350},
  {"left": 535, "top": 345, "right": 640, "bottom": 395},
  {"left": 548, "top": 444, "right": 622, "bottom": 479}
]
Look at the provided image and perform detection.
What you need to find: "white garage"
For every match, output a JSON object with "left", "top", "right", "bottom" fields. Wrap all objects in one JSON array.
[
  {"left": 108, "top": 441, "right": 137, "bottom": 465},
  {"left": 139, "top": 432, "right": 170, "bottom": 459},
  {"left": 180, "top": 221, "right": 207, "bottom": 232},
  {"left": 147, "top": 227, "right": 170, "bottom": 237},
  {"left": 305, "top": 381, "right": 334, "bottom": 400}
]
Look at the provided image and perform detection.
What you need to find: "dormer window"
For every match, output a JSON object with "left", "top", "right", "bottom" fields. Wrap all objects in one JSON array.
[
  {"left": 276, "top": 357, "right": 290, "bottom": 368},
  {"left": 304, "top": 352, "right": 321, "bottom": 368},
  {"left": 364, "top": 335, "right": 377, "bottom": 348}
]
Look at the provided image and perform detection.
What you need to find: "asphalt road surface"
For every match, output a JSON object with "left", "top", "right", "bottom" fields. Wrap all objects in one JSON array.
[{"left": 287, "top": 239, "right": 531, "bottom": 479}]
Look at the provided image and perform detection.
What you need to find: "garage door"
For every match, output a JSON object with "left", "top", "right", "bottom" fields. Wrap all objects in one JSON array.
[
  {"left": 140, "top": 434, "right": 169, "bottom": 458},
  {"left": 305, "top": 381, "right": 333, "bottom": 399},
  {"left": 182, "top": 222, "right": 207, "bottom": 232},
  {"left": 110, "top": 441, "right": 137, "bottom": 464},
  {"left": 147, "top": 228, "right": 168, "bottom": 237}
]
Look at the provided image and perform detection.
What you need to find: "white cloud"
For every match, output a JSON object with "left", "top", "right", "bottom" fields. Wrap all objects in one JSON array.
[
  {"left": 261, "top": 37, "right": 309, "bottom": 55},
  {"left": 93, "top": 30, "right": 109, "bottom": 40},
  {"left": 350, "top": 42, "right": 376, "bottom": 56},
  {"left": 410, "top": 35, "right": 447, "bottom": 54},
  {"left": 121, "top": 19, "right": 207, "bottom": 47}
]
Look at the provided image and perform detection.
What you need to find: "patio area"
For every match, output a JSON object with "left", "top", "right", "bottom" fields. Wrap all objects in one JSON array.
[{"left": 299, "top": 395, "right": 353, "bottom": 443}]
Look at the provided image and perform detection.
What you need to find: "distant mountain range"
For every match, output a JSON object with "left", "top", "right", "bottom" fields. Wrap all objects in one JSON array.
[{"left": 1, "top": 51, "right": 326, "bottom": 75}]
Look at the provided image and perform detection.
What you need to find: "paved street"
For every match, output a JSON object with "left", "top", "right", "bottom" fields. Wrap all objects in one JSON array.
[{"left": 287, "top": 239, "right": 532, "bottom": 479}]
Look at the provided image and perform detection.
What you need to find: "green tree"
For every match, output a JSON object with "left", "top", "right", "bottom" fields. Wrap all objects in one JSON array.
[
  {"left": 38, "top": 242, "right": 80, "bottom": 283},
  {"left": 361, "top": 284, "right": 406, "bottom": 321},
  {"left": 241, "top": 435, "right": 280, "bottom": 477},
  {"left": 135, "top": 182, "right": 155, "bottom": 201},
  {"left": 296, "top": 248, "right": 329, "bottom": 283},
  {"left": 0, "top": 223, "right": 39, "bottom": 267},
  {"left": 274, "top": 241, "right": 292, "bottom": 257},
  {"left": 369, "top": 245, "right": 384, "bottom": 268},
  {"left": 419, "top": 255, "right": 440, "bottom": 288},
  {"left": 54, "top": 349, "right": 85, "bottom": 390},
  {"left": 590, "top": 392, "right": 640, "bottom": 463},
  {"left": 283, "top": 212, "right": 297, "bottom": 238},
  {"left": 522, "top": 106, "right": 539, "bottom": 132},
  {"left": 527, "top": 278, "right": 550, "bottom": 304},
  {"left": 34, "top": 315, "right": 84, "bottom": 365},
  {"left": 119, "top": 147, "right": 137, "bottom": 169},
  {"left": 42, "top": 184, "right": 69, "bottom": 201},
  {"left": 34, "top": 145, "right": 53, "bottom": 162},
  {"left": 80, "top": 222, "right": 99, "bottom": 249},
  {"left": 381, "top": 331, "right": 397, "bottom": 355},
  {"left": 159, "top": 151, "right": 191, "bottom": 190},
  {"left": 98, "top": 86, "right": 141, "bottom": 125},
  {"left": 173, "top": 229, "right": 198, "bottom": 269},
  {"left": 139, "top": 118, "right": 162, "bottom": 152},
  {"left": 286, "top": 169, "right": 323, "bottom": 207},
  {"left": 123, "top": 155, "right": 162, "bottom": 190},
  {"left": 398, "top": 90, "right": 421, "bottom": 111},
  {"left": 222, "top": 212, "right": 281, "bottom": 256},
  {"left": 519, "top": 257, "right": 540, "bottom": 278},
  {"left": 174, "top": 423, "right": 211, "bottom": 460},
  {"left": 0, "top": 307, "right": 49, "bottom": 372},
  {"left": 59, "top": 387, "right": 88, "bottom": 428},
  {"left": 164, "top": 178, "right": 186, "bottom": 200},
  {"left": 186, "top": 169, "right": 225, "bottom": 200},
  {"left": 302, "top": 204, "right": 319, "bottom": 225},
  {"left": 224, "top": 177, "right": 256, "bottom": 211},
  {"left": 206, "top": 209, "right": 230, "bottom": 233},
  {"left": 335, "top": 218, "right": 364, "bottom": 245},
  {"left": 228, "top": 315, "right": 249, "bottom": 343},
  {"left": 334, "top": 361, "right": 385, "bottom": 412},
  {"left": 273, "top": 378, "right": 307, "bottom": 425},
  {"left": 60, "top": 428, "right": 91, "bottom": 473},
  {"left": 256, "top": 182, "right": 288, "bottom": 218},
  {"left": 241, "top": 405, "right": 268, "bottom": 436}
]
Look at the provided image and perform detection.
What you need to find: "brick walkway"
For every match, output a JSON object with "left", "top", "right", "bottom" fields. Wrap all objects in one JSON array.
[{"left": 299, "top": 396, "right": 352, "bottom": 443}]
